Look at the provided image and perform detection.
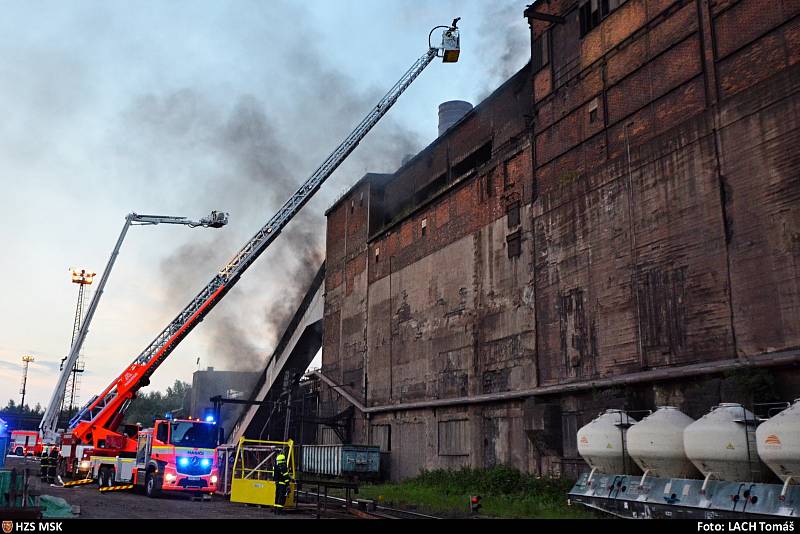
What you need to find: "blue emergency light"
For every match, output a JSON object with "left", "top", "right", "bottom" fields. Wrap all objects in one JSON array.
[{"left": 178, "top": 457, "right": 190, "bottom": 467}]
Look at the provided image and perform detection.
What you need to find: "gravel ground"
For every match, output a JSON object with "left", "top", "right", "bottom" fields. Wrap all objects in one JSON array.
[{"left": 4, "top": 455, "right": 314, "bottom": 520}]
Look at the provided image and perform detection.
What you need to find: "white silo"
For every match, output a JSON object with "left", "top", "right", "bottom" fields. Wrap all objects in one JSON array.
[
  {"left": 577, "top": 409, "right": 640, "bottom": 474},
  {"left": 683, "top": 403, "right": 770, "bottom": 482},
  {"left": 627, "top": 406, "right": 701, "bottom": 479},
  {"left": 756, "top": 398, "right": 800, "bottom": 483}
]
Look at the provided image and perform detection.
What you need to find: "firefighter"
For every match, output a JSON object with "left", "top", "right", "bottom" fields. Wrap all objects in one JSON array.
[
  {"left": 272, "top": 452, "right": 291, "bottom": 514},
  {"left": 47, "top": 446, "right": 59, "bottom": 483},
  {"left": 39, "top": 448, "right": 49, "bottom": 482}
]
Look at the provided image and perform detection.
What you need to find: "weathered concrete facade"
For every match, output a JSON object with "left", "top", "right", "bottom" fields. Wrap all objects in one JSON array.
[{"left": 321, "top": 0, "right": 800, "bottom": 481}]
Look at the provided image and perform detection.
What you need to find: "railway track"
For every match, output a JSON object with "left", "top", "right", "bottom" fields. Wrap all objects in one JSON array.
[{"left": 296, "top": 489, "right": 441, "bottom": 519}]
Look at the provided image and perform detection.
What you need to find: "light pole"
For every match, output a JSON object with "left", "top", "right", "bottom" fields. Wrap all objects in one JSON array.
[
  {"left": 20, "top": 355, "right": 35, "bottom": 409},
  {"left": 61, "top": 268, "right": 97, "bottom": 412}
]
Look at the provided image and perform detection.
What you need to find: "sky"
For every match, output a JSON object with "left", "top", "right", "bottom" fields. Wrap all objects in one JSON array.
[{"left": 0, "top": 0, "right": 531, "bottom": 410}]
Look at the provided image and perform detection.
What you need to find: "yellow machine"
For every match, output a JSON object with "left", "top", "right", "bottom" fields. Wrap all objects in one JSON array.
[{"left": 230, "top": 438, "right": 296, "bottom": 508}]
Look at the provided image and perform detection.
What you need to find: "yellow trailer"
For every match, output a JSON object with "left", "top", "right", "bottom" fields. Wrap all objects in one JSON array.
[{"left": 230, "top": 438, "right": 296, "bottom": 508}]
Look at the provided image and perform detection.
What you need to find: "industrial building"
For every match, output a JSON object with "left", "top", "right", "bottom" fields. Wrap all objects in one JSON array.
[
  {"left": 189, "top": 367, "right": 260, "bottom": 433},
  {"left": 307, "top": 0, "right": 800, "bottom": 481},
  {"left": 4, "top": 0, "right": 800, "bottom": 520}
]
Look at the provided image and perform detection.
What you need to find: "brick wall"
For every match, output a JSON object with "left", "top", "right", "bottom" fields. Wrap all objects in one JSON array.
[
  {"left": 317, "top": 0, "right": 800, "bottom": 480},
  {"left": 322, "top": 179, "right": 371, "bottom": 400}
]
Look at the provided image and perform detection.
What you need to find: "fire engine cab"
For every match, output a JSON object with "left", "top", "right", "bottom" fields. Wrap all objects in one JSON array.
[{"left": 86, "top": 418, "right": 219, "bottom": 497}]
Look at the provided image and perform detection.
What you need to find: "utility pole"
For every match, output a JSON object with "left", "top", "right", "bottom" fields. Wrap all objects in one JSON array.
[{"left": 19, "top": 355, "right": 34, "bottom": 409}]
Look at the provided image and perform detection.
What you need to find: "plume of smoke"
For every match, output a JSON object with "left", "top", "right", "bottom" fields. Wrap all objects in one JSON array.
[
  {"left": 137, "top": 90, "right": 325, "bottom": 372},
  {"left": 207, "top": 316, "right": 263, "bottom": 372},
  {"left": 262, "top": 227, "right": 325, "bottom": 343},
  {"left": 129, "top": 23, "right": 421, "bottom": 373},
  {"left": 475, "top": 1, "right": 530, "bottom": 100}
]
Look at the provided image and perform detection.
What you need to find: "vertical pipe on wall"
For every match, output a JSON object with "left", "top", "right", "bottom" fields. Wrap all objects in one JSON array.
[
  {"left": 389, "top": 255, "right": 394, "bottom": 401},
  {"left": 624, "top": 123, "right": 646, "bottom": 368}
]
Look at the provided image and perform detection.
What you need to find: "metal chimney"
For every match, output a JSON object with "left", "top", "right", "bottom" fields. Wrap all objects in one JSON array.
[{"left": 438, "top": 100, "right": 473, "bottom": 136}]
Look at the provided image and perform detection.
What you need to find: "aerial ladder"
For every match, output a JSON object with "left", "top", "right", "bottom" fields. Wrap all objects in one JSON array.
[
  {"left": 65, "top": 20, "right": 461, "bottom": 454},
  {"left": 37, "top": 211, "right": 228, "bottom": 446}
]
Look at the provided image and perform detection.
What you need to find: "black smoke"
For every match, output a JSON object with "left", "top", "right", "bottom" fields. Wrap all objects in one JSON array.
[
  {"left": 475, "top": 2, "right": 531, "bottom": 100},
  {"left": 124, "top": 26, "right": 421, "bottom": 372}
]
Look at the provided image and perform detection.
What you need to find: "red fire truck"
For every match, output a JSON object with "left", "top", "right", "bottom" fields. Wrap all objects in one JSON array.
[
  {"left": 9, "top": 430, "right": 43, "bottom": 457},
  {"left": 81, "top": 418, "right": 218, "bottom": 497}
]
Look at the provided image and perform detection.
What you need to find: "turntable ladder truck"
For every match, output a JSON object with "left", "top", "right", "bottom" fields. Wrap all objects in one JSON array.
[
  {"left": 63, "top": 21, "right": 461, "bottom": 497},
  {"left": 10, "top": 211, "right": 227, "bottom": 466}
]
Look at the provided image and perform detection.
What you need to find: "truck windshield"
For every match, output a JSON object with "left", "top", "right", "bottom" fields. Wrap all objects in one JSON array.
[
  {"left": 12, "top": 433, "right": 33, "bottom": 444},
  {"left": 169, "top": 422, "right": 217, "bottom": 448}
]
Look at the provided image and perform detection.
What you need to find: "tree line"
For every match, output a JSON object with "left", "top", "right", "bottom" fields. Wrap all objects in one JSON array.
[{"left": 1, "top": 380, "right": 191, "bottom": 430}]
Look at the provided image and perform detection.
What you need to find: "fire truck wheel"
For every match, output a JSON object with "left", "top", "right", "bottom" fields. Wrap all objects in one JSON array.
[
  {"left": 98, "top": 467, "right": 112, "bottom": 487},
  {"left": 14, "top": 447, "right": 23, "bottom": 456},
  {"left": 145, "top": 472, "right": 162, "bottom": 498},
  {"left": 57, "top": 459, "right": 67, "bottom": 479}
]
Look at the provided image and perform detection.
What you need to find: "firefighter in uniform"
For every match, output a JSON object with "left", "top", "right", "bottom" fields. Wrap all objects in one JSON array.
[
  {"left": 47, "top": 447, "right": 59, "bottom": 483},
  {"left": 39, "top": 448, "right": 49, "bottom": 482},
  {"left": 273, "top": 452, "right": 290, "bottom": 514}
]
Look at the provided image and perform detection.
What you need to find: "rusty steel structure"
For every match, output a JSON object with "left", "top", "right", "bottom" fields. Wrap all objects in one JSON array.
[{"left": 317, "top": 0, "right": 800, "bottom": 481}]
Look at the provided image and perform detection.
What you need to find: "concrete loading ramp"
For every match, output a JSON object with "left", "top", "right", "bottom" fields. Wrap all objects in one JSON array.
[{"left": 226, "top": 264, "right": 324, "bottom": 445}]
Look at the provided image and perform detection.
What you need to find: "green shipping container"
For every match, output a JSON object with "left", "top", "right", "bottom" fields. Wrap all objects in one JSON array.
[{"left": 300, "top": 444, "right": 381, "bottom": 478}]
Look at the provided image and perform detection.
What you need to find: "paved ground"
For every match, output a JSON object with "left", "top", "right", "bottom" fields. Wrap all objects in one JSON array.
[
  {"left": 5, "top": 455, "right": 319, "bottom": 519},
  {"left": 42, "top": 484, "right": 313, "bottom": 519}
]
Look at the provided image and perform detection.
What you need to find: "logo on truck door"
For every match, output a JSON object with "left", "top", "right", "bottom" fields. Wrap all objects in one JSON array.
[
  {"left": 175, "top": 447, "right": 208, "bottom": 456},
  {"left": 3, "top": 521, "right": 13, "bottom": 534}
]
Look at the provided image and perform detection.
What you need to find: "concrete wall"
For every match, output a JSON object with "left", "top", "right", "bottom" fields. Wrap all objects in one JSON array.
[{"left": 320, "top": 0, "right": 800, "bottom": 481}]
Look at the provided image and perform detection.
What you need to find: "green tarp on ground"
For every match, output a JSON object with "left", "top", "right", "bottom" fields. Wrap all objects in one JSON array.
[{"left": 39, "top": 495, "right": 75, "bottom": 518}]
